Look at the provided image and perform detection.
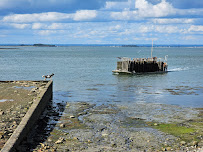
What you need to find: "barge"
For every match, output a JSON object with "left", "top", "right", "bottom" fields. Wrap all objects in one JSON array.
[{"left": 112, "top": 41, "right": 168, "bottom": 74}]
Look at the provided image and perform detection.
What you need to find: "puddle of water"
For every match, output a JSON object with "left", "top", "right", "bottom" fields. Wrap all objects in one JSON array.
[
  {"left": 0, "top": 99, "right": 14, "bottom": 102},
  {"left": 14, "top": 86, "right": 35, "bottom": 90}
]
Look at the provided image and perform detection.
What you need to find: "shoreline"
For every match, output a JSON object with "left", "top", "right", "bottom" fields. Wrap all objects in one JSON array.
[
  {"left": 0, "top": 81, "right": 202, "bottom": 151},
  {"left": 18, "top": 100, "right": 203, "bottom": 151}
]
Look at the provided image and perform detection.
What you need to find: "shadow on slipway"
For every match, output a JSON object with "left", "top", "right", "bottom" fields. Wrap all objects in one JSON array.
[{"left": 17, "top": 98, "right": 66, "bottom": 151}]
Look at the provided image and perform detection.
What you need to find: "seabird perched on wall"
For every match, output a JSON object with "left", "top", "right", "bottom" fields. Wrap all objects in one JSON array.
[{"left": 42, "top": 73, "right": 54, "bottom": 80}]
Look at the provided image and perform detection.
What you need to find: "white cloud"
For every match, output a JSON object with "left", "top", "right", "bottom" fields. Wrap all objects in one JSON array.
[
  {"left": 139, "top": 25, "right": 152, "bottom": 33},
  {"left": 110, "top": 0, "right": 176, "bottom": 20},
  {"left": 11, "top": 23, "right": 30, "bottom": 29},
  {"left": 135, "top": 0, "right": 175, "bottom": 17},
  {"left": 2, "top": 10, "right": 98, "bottom": 23},
  {"left": 111, "top": 10, "right": 137, "bottom": 20},
  {"left": 152, "top": 18, "right": 194, "bottom": 24},
  {"left": 73, "top": 10, "right": 97, "bottom": 21},
  {"left": 32, "top": 23, "right": 66, "bottom": 30},
  {"left": 104, "top": 1, "right": 130, "bottom": 10},
  {"left": 32, "top": 23, "right": 45, "bottom": 29},
  {"left": 155, "top": 25, "right": 179, "bottom": 33},
  {"left": 109, "top": 24, "right": 121, "bottom": 30},
  {"left": 48, "top": 23, "right": 64, "bottom": 29},
  {"left": 182, "top": 36, "right": 196, "bottom": 40},
  {"left": 37, "top": 30, "right": 64, "bottom": 35},
  {"left": 118, "top": 29, "right": 134, "bottom": 35},
  {"left": 188, "top": 25, "right": 203, "bottom": 32},
  {"left": 3, "top": 12, "right": 72, "bottom": 23}
]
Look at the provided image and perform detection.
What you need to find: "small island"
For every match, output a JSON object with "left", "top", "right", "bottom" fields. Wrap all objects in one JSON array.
[
  {"left": 33, "top": 44, "right": 56, "bottom": 47},
  {"left": 121, "top": 45, "right": 138, "bottom": 47}
]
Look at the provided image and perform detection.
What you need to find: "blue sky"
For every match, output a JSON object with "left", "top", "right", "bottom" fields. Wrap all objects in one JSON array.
[{"left": 0, "top": 0, "right": 203, "bottom": 44}]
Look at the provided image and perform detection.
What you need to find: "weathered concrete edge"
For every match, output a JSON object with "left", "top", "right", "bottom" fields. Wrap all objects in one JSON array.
[{"left": 1, "top": 80, "right": 53, "bottom": 152}]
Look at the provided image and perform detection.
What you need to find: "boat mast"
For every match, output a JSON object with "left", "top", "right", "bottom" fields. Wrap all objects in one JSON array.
[{"left": 151, "top": 39, "right": 153, "bottom": 58}]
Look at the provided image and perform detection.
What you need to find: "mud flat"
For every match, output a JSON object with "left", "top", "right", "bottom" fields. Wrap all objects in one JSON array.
[
  {"left": 0, "top": 80, "right": 52, "bottom": 152},
  {"left": 18, "top": 99, "right": 203, "bottom": 152}
]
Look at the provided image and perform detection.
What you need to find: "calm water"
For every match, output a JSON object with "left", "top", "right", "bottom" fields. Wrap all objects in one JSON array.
[{"left": 0, "top": 46, "right": 203, "bottom": 107}]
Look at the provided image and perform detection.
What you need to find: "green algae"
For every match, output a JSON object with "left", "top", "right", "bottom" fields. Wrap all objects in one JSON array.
[
  {"left": 154, "top": 124, "right": 195, "bottom": 135},
  {"left": 153, "top": 123, "right": 198, "bottom": 142}
]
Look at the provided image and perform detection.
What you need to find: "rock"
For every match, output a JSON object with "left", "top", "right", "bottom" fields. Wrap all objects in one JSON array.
[
  {"left": 102, "top": 133, "right": 109, "bottom": 137},
  {"left": 48, "top": 138, "right": 52, "bottom": 142},
  {"left": 180, "top": 141, "right": 186, "bottom": 146},
  {"left": 73, "top": 137, "right": 79, "bottom": 140},
  {"left": 40, "top": 143, "right": 45, "bottom": 148},
  {"left": 0, "top": 135, "right": 4, "bottom": 139},
  {"left": 154, "top": 123, "right": 158, "bottom": 126},
  {"left": 44, "top": 146, "right": 50, "bottom": 150},
  {"left": 166, "top": 147, "right": 172, "bottom": 151},
  {"left": 0, "top": 111, "right": 4, "bottom": 115},
  {"left": 192, "top": 141, "right": 198, "bottom": 146},
  {"left": 28, "top": 101, "right": 33, "bottom": 105},
  {"left": 20, "top": 114, "right": 25, "bottom": 117},
  {"left": 60, "top": 124, "right": 65, "bottom": 128},
  {"left": 111, "top": 143, "right": 117, "bottom": 148},
  {"left": 70, "top": 115, "right": 75, "bottom": 118},
  {"left": 55, "top": 137, "right": 65, "bottom": 144},
  {"left": 13, "top": 121, "right": 17, "bottom": 125}
]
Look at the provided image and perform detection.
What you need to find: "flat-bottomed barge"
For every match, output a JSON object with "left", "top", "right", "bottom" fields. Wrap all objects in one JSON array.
[{"left": 112, "top": 56, "right": 168, "bottom": 74}]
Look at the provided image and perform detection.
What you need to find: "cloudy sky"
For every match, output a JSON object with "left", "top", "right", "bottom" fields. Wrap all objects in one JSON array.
[{"left": 0, "top": 0, "right": 203, "bottom": 44}]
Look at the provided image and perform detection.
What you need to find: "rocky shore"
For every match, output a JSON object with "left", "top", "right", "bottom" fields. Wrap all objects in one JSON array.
[
  {"left": 18, "top": 99, "right": 203, "bottom": 152},
  {"left": 1, "top": 81, "right": 202, "bottom": 151},
  {"left": 0, "top": 81, "right": 48, "bottom": 150}
]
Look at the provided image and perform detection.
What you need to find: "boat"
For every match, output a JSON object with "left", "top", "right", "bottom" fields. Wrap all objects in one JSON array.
[{"left": 112, "top": 40, "right": 168, "bottom": 74}]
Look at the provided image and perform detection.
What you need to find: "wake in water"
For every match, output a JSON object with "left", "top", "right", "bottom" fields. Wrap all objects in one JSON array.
[
  {"left": 169, "top": 67, "right": 190, "bottom": 71},
  {"left": 169, "top": 65, "right": 202, "bottom": 72}
]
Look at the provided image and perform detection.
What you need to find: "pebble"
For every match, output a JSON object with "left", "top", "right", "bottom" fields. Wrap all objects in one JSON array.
[
  {"left": 166, "top": 147, "right": 172, "bottom": 151},
  {"left": 70, "top": 116, "right": 75, "bottom": 118},
  {"left": 192, "top": 141, "right": 198, "bottom": 146},
  {"left": 180, "top": 141, "right": 186, "bottom": 146},
  {"left": 60, "top": 124, "right": 65, "bottom": 128},
  {"left": 55, "top": 137, "right": 65, "bottom": 144},
  {"left": 73, "top": 137, "right": 79, "bottom": 140},
  {"left": 20, "top": 114, "right": 25, "bottom": 117},
  {"left": 154, "top": 123, "right": 158, "bottom": 126},
  {"left": 102, "top": 133, "right": 109, "bottom": 137},
  {"left": 48, "top": 138, "right": 52, "bottom": 142},
  {"left": 0, "top": 111, "right": 4, "bottom": 115}
]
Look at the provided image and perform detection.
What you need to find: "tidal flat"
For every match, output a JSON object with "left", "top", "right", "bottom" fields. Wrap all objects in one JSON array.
[{"left": 18, "top": 100, "right": 203, "bottom": 152}]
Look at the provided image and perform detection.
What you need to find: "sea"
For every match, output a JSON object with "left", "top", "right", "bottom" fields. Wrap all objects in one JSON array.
[{"left": 0, "top": 46, "right": 203, "bottom": 108}]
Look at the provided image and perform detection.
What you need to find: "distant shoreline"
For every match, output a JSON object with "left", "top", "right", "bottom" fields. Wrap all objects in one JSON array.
[
  {"left": 0, "top": 44, "right": 203, "bottom": 48},
  {"left": 0, "top": 47, "right": 18, "bottom": 49}
]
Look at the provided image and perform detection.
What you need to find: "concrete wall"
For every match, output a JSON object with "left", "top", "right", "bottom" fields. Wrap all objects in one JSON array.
[{"left": 1, "top": 80, "right": 53, "bottom": 152}]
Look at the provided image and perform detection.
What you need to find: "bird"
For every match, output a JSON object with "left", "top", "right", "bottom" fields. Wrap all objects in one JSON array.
[{"left": 42, "top": 73, "right": 54, "bottom": 80}]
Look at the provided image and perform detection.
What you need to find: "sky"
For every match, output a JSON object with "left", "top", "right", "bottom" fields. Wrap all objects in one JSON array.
[{"left": 0, "top": 0, "right": 203, "bottom": 44}]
